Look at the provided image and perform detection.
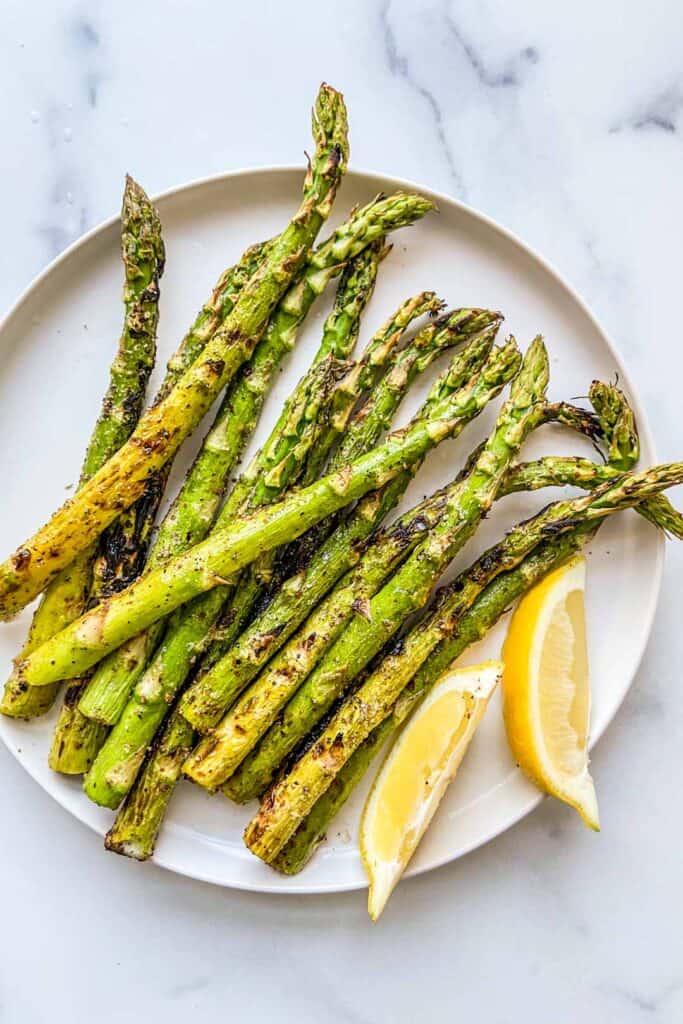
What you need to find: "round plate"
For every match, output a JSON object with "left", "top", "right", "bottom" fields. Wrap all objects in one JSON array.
[{"left": 0, "top": 167, "right": 662, "bottom": 893}]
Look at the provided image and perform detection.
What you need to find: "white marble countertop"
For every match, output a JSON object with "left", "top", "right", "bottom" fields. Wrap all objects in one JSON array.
[{"left": 1, "top": 1, "right": 682, "bottom": 1020}]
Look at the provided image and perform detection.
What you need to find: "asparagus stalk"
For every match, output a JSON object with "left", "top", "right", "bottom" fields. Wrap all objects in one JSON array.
[
  {"left": 179, "top": 329, "right": 511, "bottom": 734},
  {"left": 269, "top": 303, "right": 500, "bottom": 579},
  {"left": 82, "top": 348, "right": 349, "bottom": 805},
  {"left": 104, "top": 706, "right": 195, "bottom": 860},
  {"left": 183, "top": 338, "right": 520, "bottom": 787},
  {"left": 48, "top": 683, "right": 109, "bottom": 774},
  {"left": 4, "top": 241, "right": 267, "bottom": 725},
  {"left": 184, "top": 490, "right": 452, "bottom": 790},
  {"left": 0, "top": 177, "right": 164, "bottom": 720},
  {"left": 105, "top": 494, "right": 441, "bottom": 854},
  {"left": 47, "top": 178, "right": 172, "bottom": 770},
  {"left": 221, "top": 339, "right": 551, "bottom": 802},
  {"left": 77, "top": 177, "right": 165, "bottom": 468},
  {"left": 247, "top": 461, "right": 683, "bottom": 861},
  {"left": 0, "top": 84, "right": 350, "bottom": 618},
  {"left": 502, "top": 456, "right": 683, "bottom": 536},
  {"left": 197, "top": 289, "right": 445, "bottom": 670},
  {"left": 48, "top": 241, "right": 272, "bottom": 763},
  {"left": 151, "top": 196, "right": 434, "bottom": 573},
  {"left": 78, "top": 197, "right": 434, "bottom": 727},
  {"left": 295, "top": 286, "right": 444, "bottom": 485},
  {"left": 588, "top": 379, "right": 638, "bottom": 470}
]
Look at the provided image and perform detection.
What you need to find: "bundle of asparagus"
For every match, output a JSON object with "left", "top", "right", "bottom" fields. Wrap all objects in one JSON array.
[{"left": 1, "top": 82, "right": 681, "bottom": 886}]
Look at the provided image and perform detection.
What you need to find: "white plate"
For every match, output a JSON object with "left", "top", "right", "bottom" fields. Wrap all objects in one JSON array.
[{"left": 0, "top": 167, "right": 662, "bottom": 894}]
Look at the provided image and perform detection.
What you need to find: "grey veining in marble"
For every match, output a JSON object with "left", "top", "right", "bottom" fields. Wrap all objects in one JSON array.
[{"left": 1, "top": 1, "right": 682, "bottom": 1021}]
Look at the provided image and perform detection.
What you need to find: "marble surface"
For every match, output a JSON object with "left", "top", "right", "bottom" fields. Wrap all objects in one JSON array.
[{"left": 1, "top": 1, "right": 682, "bottom": 1020}]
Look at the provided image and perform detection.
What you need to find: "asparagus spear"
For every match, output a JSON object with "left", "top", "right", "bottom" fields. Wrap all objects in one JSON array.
[
  {"left": 0, "top": 84, "right": 350, "bottom": 618},
  {"left": 502, "top": 456, "right": 683, "bottom": 536},
  {"left": 77, "top": 177, "right": 164, "bottom": 468},
  {"left": 105, "top": 706, "right": 195, "bottom": 859},
  {"left": 178, "top": 289, "right": 445, "bottom": 683},
  {"left": 105, "top": 482, "right": 440, "bottom": 851},
  {"left": 247, "top": 461, "right": 683, "bottom": 861},
  {"left": 80, "top": 248, "right": 393, "bottom": 805},
  {"left": 82, "top": 347, "right": 348, "bottom": 803},
  {"left": 295, "top": 288, "right": 446, "bottom": 485},
  {"left": 44, "top": 239, "right": 269, "bottom": 753},
  {"left": 221, "top": 339, "right": 551, "bottom": 802},
  {"left": 266, "top": 302, "right": 499, "bottom": 580},
  {"left": 105, "top": 490, "right": 439, "bottom": 853},
  {"left": 0, "top": 177, "right": 164, "bottom": 721},
  {"left": 78, "top": 197, "right": 434, "bottom": 727},
  {"left": 588, "top": 379, "right": 638, "bottom": 470},
  {"left": 179, "top": 329, "right": 511, "bottom": 734},
  {"left": 184, "top": 490, "right": 453, "bottom": 790},
  {"left": 48, "top": 683, "right": 109, "bottom": 774}
]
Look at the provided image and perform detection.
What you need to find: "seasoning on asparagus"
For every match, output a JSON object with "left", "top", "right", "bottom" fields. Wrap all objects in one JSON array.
[
  {"left": 183, "top": 343, "right": 528, "bottom": 790},
  {"left": 5, "top": 240, "right": 267, "bottom": 724},
  {"left": 80, "top": 242, "right": 388, "bottom": 743},
  {"left": 19, "top": 328, "right": 525, "bottom": 693},
  {"left": 102, "top": 321, "right": 503, "bottom": 835},
  {"left": 104, "top": 386, "right": 676, "bottom": 854},
  {"left": 79, "top": 195, "right": 435, "bottom": 728},
  {"left": 502, "top": 456, "right": 683, "bottom": 536},
  {"left": 0, "top": 176, "right": 164, "bottom": 720},
  {"left": 222, "top": 337, "right": 550, "bottom": 802},
  {"left": 588, "top": 379, "right": 638, "bottom": 470},
  {"left": 89, "top": 238, "right": 272, "bottom": 600},
  {"left": 84, "top": 277, "right": 491, "bottom": 809},
  {"left": 80, "top": 243, "right": 394, "bottom": 803},
  {"left": 0, "top": 84, "right": 350, "bottom": 618},
  {"left": 104, "top": 707, "right": 195, "bottom": 860},
  {"left": 174, "top": 239, "right": 392, "bottom": 674},
  {"left": 198, "top": 303, "right": 499, "bottom": 682},
  {"left": 180, "top": 319, "right": 505, "bottom": 734}
]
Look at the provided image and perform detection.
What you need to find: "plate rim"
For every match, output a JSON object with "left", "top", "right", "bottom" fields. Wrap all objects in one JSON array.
[{"left": 0, "top": 164, "right": 663, "bottom": 895}]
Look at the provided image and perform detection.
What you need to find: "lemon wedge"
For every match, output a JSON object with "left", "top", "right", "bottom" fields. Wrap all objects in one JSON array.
[
  {"left": 502, "top": 555, "right": 599, "bottom": 831},
  {"left": 360, "top": 661, "right": 501, "bottom": 920}
]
